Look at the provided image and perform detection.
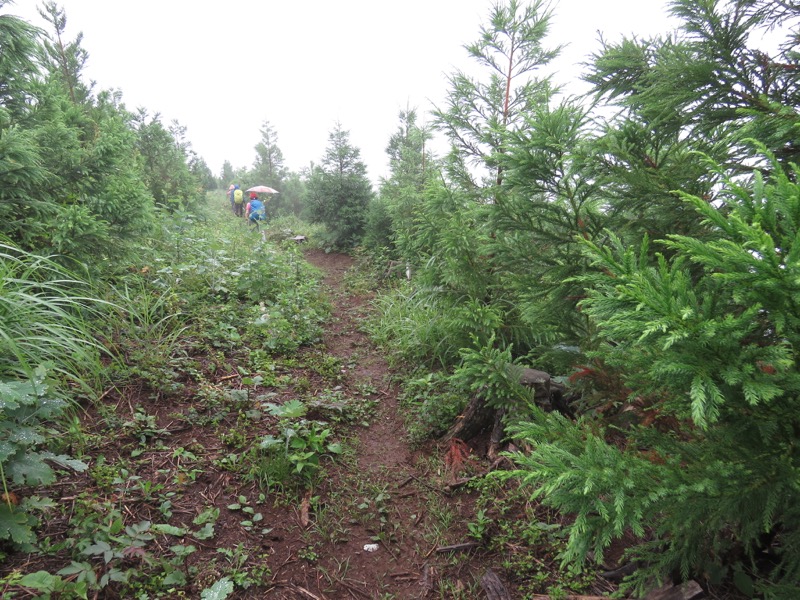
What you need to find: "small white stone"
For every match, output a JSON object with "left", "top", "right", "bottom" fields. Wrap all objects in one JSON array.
[{"left": 363, "top": 543, "right": 379, "bottom": 552}]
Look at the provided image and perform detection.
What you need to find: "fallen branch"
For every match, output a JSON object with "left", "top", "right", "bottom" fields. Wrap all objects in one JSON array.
[
  {"left": 330, "top": 576, "right": 371, "bottom": 599},
  {"left": 444, "top": 475, "right": 481, "bottom": 493},
  {"left": 295, "top": 586, "right": 323, "bottom": 600},
  {"left": 96, "top": 385, "right": 117, "bottom": 402},
  {"left": 436, "top": 541, "right": 480, "bottom": 553},
  {"left": 600, "top": 562, "right": 637, "bottom": 581}
]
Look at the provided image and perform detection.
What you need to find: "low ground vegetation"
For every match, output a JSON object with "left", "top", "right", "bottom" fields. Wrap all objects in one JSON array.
[{"left": 0, "top": 203, "right": 621, "bottom": 599}]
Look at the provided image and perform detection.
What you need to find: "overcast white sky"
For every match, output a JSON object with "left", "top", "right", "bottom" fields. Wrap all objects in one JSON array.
[{"left": 11, "top": 0, "right": 679, "bottom": 184}]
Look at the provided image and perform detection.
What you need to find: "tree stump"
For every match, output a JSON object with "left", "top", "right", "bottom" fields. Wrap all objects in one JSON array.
[
  {"left": 441, "top": 394, "right": 494, "bottom": 444},
  {"left": 487, "top": 408, "right": 506, "bottom": 460},
  {"left": 441, "top": 366, "right": 567, "bottom": 452}
]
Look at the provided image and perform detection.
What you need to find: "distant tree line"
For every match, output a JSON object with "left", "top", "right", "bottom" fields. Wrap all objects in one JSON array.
[{"left": 0, "top": 1, "right": 216, "bottom": 268}]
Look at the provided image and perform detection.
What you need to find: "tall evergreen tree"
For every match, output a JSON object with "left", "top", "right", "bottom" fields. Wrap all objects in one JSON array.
[
  {"left": 584, "top": 0, "right": 800, "bottom": 247},
  {"left": 506, "top": 148, "right": 800, "bottom": 597},
  {"left": 38, "top": 1, "right": 91, "bottom": 105},
  {"left": 253, "top": 119, "right": 285, "bottom": 184},
  {"left": 0, "top": 2, "right": 46, "bottom": 245},
  {"left": 365, "top": 107, "right": 435, "bottom": 260},
  {"left": 220, "top": 160, "right": 235, "bottom": 187},
  {"left": 0, "top": 0, "right": 41, "bottom": 120},
  {"left": 491, "top": 100, "right": 603, "bottom": 356},
  {"left": 306, "top": 122, "right": 372, "bottom": 248},
  {"left": 133, "top": 110, "right": 203, "bottom": 211},
  {"left": 371, "top": 0, "right": 566, "bottom": 371},
  {"left": 432, "top": 0, "right": 559, "bottom": 186},
  {"left": 274, "top": 170, "right": 306, "bottom": 217},
  {"left": 0, "top": 3, "right": 157, "bottom": 263},
  {"left": 189, "top": 155, "right": 216, "bottom": 191},
  {"left": 498, "top": 2, "right": 800, "bottom": 595}
]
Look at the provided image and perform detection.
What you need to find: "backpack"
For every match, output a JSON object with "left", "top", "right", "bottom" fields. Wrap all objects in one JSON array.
[
  {"left": 234, "top": 189, "right": 244, "bottom": 204},
  {"left": 249, "top": 199, "right": 265, "bottom": 220}
]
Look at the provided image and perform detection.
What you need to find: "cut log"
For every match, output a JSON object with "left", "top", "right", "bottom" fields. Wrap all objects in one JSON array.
[
  {"left": 644, "top": 580, "right": 704, "bottom": 600},
  {"left": 517, "top": 366, "right": 566, "bottom": 411},
  {"left": 481, "top": 569, "right": 511, "bottom": 600},
  {"left": 518, "top": 366, "right": 552, "bottom": 390}
]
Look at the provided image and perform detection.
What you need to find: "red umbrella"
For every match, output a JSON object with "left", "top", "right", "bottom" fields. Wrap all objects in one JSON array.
[{"left": 246, "top": 185, "right": 279, "bottom": 194}]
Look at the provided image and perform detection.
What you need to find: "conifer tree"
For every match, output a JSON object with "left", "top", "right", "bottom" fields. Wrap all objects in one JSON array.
[
  {"left": 133, "top": 111, "right": 202, "bottom": 211},
  {"left": 585, "top": 0, "right": 800, "bottom": 245},
  {"left": 0, "top": 3, "right": 159, "bottom": 263},
  {"left": 432, "top": 0, "right": 559, "bottom": 186},
  {"left": 496, "top": 4, "right": 800, "bottom": 593},
  {"left": 491, "top": 100, "right": 603, "bottom": 355},
  {"left": 0, "top": 1, "right": 41, "bottom": 120},
  {"left": 38, "top": 1, "right": 91, "bottom": 105},
  {"left": 220, "top": 160, "right": 235, "bottom": 186},
  {"left": 505, "top": 148, "right": 800, "bottom": 597},
  {"left": 253, "top": 120, "right": 285, "bottom": 184},
  {"left": 306, "top": 122, "right": 373, "bottom": 248},
  {"left": 366, "top": 108, "right": 435, "bottom": 261},
  {"left": 389, "top": 0, "right": 564, "bottom": 368}
]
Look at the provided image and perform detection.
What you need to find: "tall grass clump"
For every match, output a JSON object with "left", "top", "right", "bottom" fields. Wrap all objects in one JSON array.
[
  {"left": 0, "top": 243, "right": 108, "bottom": 390},
  {"left": 368, "top": 283, "right": 508, "bottom": 369},
  {"left": 0, "top": 243, "right": 109, "bottom": 549}
]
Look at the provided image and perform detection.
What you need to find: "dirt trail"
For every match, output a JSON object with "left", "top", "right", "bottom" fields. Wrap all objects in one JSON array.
[
  {"left": 306, "top": 250, "right": 412, "bottom": 474},
  {"left": 299, "top": 249, "right": 431, "bottom": 599}
]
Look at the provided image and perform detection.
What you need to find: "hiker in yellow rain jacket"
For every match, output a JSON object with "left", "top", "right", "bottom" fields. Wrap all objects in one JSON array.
[{"left": 233, "top": 185, "right": 244, "bottom": 217}]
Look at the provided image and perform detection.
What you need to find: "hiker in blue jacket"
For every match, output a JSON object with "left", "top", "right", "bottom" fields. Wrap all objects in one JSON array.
[{"left": 246, "top": 192, "right": 266, "bottom": 229}]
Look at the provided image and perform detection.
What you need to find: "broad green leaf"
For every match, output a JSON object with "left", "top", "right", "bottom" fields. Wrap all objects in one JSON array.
[
  {"left": 5, "top": 453, "right": 55, "bottom": 486},
  {"left": 18, "top": 571, "right": 61, "bottom": 592},
  {"left": 0, "top": 440, "right": 17, "bottom": 462},
  {"left": 151, "top": 523, "right": 186, "bottom": 536},
  {"left": 193, "top": 522, "right": 215, "bottom": 540},
  {"left": 169, "top": 544, "right": 197, "bottom": 558},
  {"left": 43, "top": 453, "right": 88, "bottom": 472},
  {"left": 200, "top": 576, "right": 234, "bottom": 600},
  {"left": 0, "top": 503, "right": 36, "bottom": 550},
  {"left": 163, "top": 570, "right": 187, "bottom": 586},
  {"left": 5, "top": 425, "right": 45, "bottom": 447},
  {"left": 57, "top": 561, "right": 93, "bottom": 577},
  {"left": 259, "top": 435, "right": 282, "bottom": 450}
]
